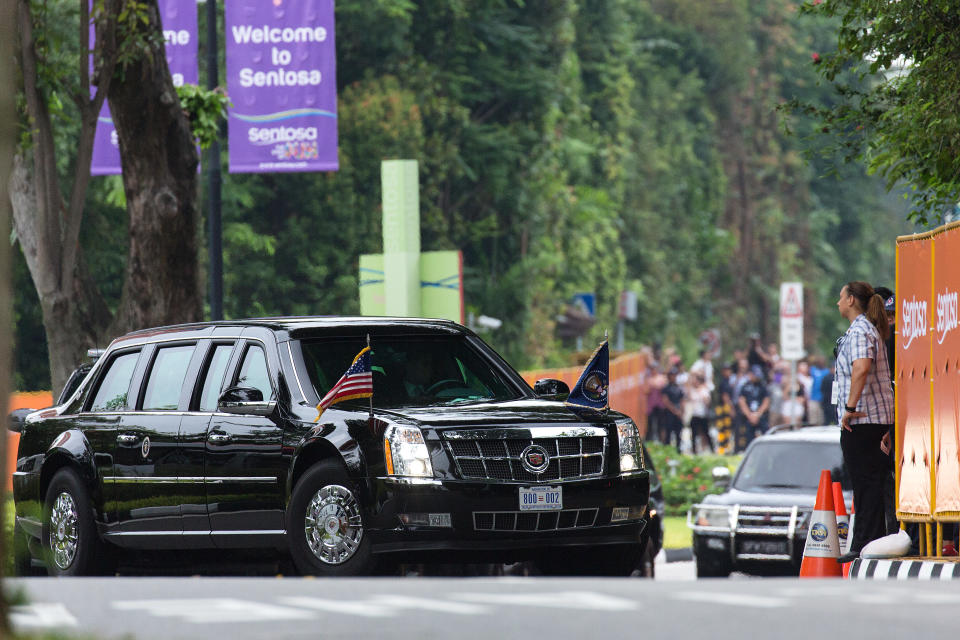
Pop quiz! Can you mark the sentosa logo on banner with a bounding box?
[936,289,958,345]
[900,295,929,350]
[90,0,198,175]
[225,0,338,173]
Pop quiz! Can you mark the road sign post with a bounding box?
[780,282,804,426]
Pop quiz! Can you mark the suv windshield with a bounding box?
[733,441,849,492]
[299,336,523,408]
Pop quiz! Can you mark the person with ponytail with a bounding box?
[834,281,895,563]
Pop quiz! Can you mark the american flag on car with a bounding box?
[315,346,373,420]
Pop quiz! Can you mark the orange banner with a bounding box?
[522,352,648,438]
[6,392,54,493]
[897,233,933,518]
[933,222,960,517]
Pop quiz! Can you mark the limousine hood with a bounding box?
[375,399,614,428]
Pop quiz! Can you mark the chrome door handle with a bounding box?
[208,433,232,444]
[117,434,138,445]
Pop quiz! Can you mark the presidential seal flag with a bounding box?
[315,346,373,421]
[565,340,609,411]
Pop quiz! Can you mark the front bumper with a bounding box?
[689,504,809,571]
[363,471,649,555]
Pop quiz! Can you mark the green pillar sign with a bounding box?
[360,160,463,323]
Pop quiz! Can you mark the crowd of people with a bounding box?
[640,336,838,455]
[638,280,900,561]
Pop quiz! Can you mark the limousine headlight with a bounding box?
[616,419,643,474]
[384,425,433,478]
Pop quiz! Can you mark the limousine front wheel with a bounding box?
[288,461,373,576]
[42,468,103,576]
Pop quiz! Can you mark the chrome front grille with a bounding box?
[443,427,607,482]
[473,508,599,531]
[736,509,796,531]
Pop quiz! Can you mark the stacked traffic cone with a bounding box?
[833,482,850,577]
[799,469,843,578]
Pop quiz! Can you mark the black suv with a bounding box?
[12,317,650,576]
[688,426,850,577]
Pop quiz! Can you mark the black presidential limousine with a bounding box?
[11,317,650,576]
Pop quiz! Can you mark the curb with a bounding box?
[850,558,960,580]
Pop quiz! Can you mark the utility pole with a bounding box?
[206,0,223,320]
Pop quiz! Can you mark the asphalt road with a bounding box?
[11,573,960,640]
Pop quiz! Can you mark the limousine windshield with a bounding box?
[298,336,524,408]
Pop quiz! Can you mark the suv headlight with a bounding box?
[690,505,732,530]
[615,419,643,474]
[384,425,433,478]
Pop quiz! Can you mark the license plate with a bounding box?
[740,539,788,555]
[519,486,562,511]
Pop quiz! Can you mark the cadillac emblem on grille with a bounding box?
[520,444,550,474]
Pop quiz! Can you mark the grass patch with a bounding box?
[663,515,692,549]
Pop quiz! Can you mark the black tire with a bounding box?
[42,467,105,576]
[287,460,374,576]
[537,543,642,577]
[638,537,656,578]
[695,556,731,578]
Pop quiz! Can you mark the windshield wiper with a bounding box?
[755,483,800,489]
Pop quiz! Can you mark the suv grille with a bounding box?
[443,433,606,482]
[736,510,797,530]
[473,509,599,531]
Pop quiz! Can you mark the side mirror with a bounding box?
[711,466,731,489]
[218,387,276,416]
[534,378,570,401]
[8,408,35,433]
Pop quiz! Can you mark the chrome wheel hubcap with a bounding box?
[50,492,79,570]
[304,484,363,565]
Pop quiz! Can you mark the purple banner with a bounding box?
[91,0,198,176]
[225,0,339,173]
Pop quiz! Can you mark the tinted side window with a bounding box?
[142,345,196,410]
[236,344,274,401]
[199,344,234,411]
[90,352,140,412]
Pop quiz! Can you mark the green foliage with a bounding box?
[646,442,740,516]
[176,84,230,150]
[14,0,919,387]
[793,0,960,225]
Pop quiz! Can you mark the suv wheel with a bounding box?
[287,460,373,576]
[42,468,104,576]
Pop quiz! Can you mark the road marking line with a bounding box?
[10,603,78,629]
[673,591,788,609]
[113,598,316,623]
[451,591,637,611]
[277,597,393,618]
[278,595,486,617]
[371,595,488,615]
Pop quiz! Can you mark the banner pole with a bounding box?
[206,0,223,320]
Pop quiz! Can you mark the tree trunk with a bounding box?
[108,0,202,334]
[10,156,113,396]
[1,0,16,627]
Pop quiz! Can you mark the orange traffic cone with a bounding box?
[833,482,849,550]
[833,482,850,578]
[799,469,843,577]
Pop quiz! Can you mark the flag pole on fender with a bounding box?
[367,333,374,421]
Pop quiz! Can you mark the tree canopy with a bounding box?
[13,0,918,391]
[798,0,960,224]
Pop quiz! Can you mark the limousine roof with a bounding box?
[113,316,470,346]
